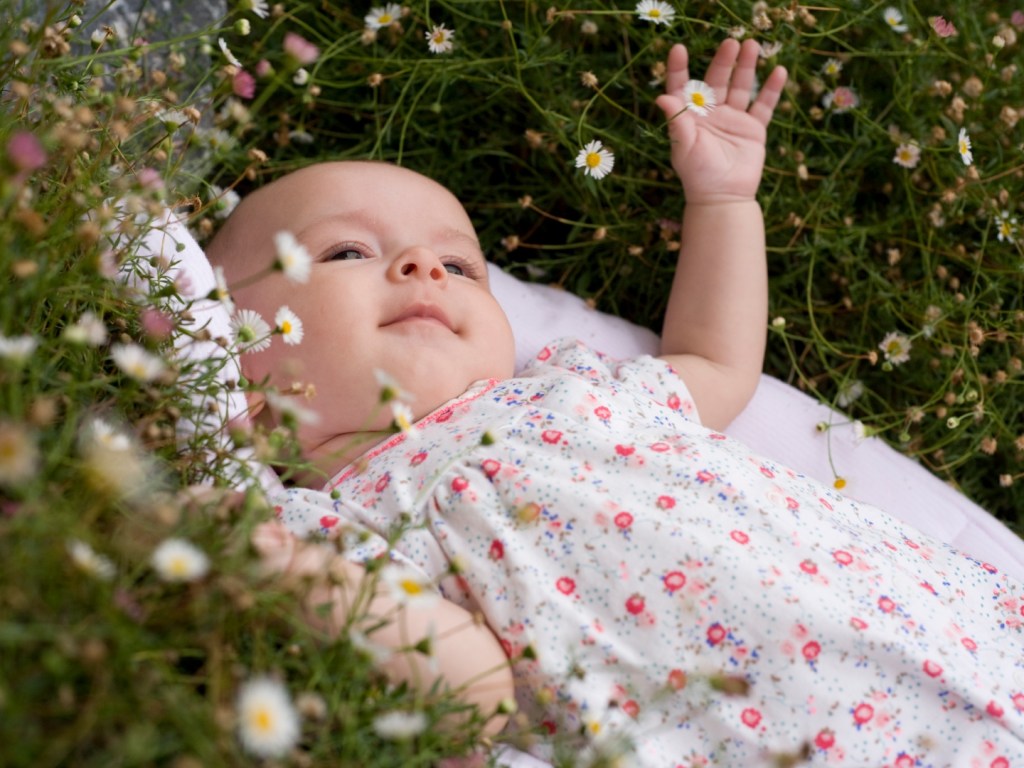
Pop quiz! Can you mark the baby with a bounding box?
[210,40,1024,766]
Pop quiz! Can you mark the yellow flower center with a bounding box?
[169,556,189,577]
[691,92,706,107]
[400,578,423,596]
[649,9,661,17]
[280,320,292,335]
[585,151,602,169]
[379,13,393,24]
[833,477,847,490]
[253,708,273,733]
[886,340,902,355]
[433,31,445,43]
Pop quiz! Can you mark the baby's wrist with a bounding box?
[683,195,760,207]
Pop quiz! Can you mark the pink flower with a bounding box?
[823,86,859,113]
[7,131,47,172]
[283,32,319,66]
[931,16,957,37]
[233,69,256,99]
[255,59,273,78]
[140,308,176,340]
[1012,10,1024,29]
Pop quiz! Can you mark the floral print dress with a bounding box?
[278,340,1024,766]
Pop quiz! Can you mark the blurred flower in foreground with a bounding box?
[822,86,859,113]
[274,306,304,345]
[364,4,401,31]
[883,7,908,33]
[80,418,151,500]
[575,140,615,180]
[67,539,116,581]
[6,130,47,173]
[878,331,912,365]
[373,709,428,740]
[425,24,455,54]
[957,127,973,165]
[63,311,108,346]
[892,142,920,169]
[283,31,320,66]
[241,0,269,19]
[0,333,38,364]
[931,16,957,37]
[273,230,311,283]
[111,342,167,382]
[151,538,210,582]
[0,420,39,486]
[390,401,417,438]
[236,677,301,758]
[381,563,439,606]
[635,0,676,26]
[681,80,717,117]
[218,37,242,67]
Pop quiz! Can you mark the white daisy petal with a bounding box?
[574,139,615,181]
[635,0,676,26]
[681,79,717,117]
[237,677,301,758]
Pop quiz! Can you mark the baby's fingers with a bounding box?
[748,64,788,126]
[663,43,689,96]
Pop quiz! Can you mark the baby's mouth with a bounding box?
[383,303,455,332]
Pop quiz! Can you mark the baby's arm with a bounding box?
[252,521,514,734]
[655,40,788,430]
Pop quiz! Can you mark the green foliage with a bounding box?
[2,0,1023,765]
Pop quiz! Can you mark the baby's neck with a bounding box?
[297,429,394,488]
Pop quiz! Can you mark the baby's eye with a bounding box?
[329,247,369,261]
[444,263,466,276]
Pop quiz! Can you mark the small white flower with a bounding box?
[878,331,912,366]
[892,142,921,169]
[390,401,417,438]
[0,420,39,486]
[425,23,454,54]
[218,37,242,67]
[265,390,320,425]
[67,539,116,581]
[0,333,38,363]
[210,185,241,219]
[292,67,309,86]
[64,312,108,346]
[373,710,428,740]
[349,628,393,664]
[681,79,717,117]
[273,231,312,283]
[575,139,615,181]
[274,306,304,346]
[236,677,301,758]
[365,3,402,31]
[230,309,272,354]
[111,343,167,382]
[852,420,868,443]
[87,418,133,452]
[957,127,973,166]
[151,538,210,583]
[883,7,908,33]
[836,379,864,408]
[211,265,236,315]
[996,210,1018,243]
[243,0,269,18]
[821,58,843,77]
[381,563,439,606]
[635,0,676,26]
[580,19,599,35]
[759,41,783,59]
[374,369,414,404]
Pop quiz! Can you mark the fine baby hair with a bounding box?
[211,39,1024,767]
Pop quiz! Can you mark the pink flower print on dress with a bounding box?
[536,346,553,362]
[482,459,501,477]
[802,640,821,663]
[621,699,640,719]
[706,622,726,646]
[488,539,504,560]
[740,707,762,728]
[923,659,943,678]
[541,430,562,444]
[593,405,611,421]
[877,596,896,614]
[625,594,645,615]
[990,758,1010,768]
[319,515,339,529]
[894,754,915,768]
[614,511,633,530]
[556,577,576,595]
[833,549,854,566]
[961,636,978,652]
[1014,692,1024,713]
[375,473,391,492]
[695,469,715,484]
[852,702,874,727]
[730,530,750,545]
[663,570,686,593]
[410,450,427,466]
[987,700,1005,718]
[451,476,469,493]
[667,668,687,690]
[799,559,818,574]
[656,495,675,509]
[615,444,635,457]
[850,617,868,631]
[814,728,836,750]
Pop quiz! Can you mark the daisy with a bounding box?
[0,333,38,363]
[836,379,865,408]
[272,232,311,284]
[151,538,210,583]
[390,401,417,438]
[575,139,615,181]
[425,24,454,54]
[374,368,414,404]
[381,563,439,606]
[681,80,717,117]
[211,265,236,315]
[67,539,116,581]
[210,185,241,220]
[242,0,269,19]
[996,210,1018,243]
[635,0,676,26]
[274,306,304,345]
[218,37,242,67]
[0,420,39,486]
[892,142,920,169]
[372,710,428,740]
[230,309,272,354]
[236,677,301,758]
[365,3,402,31]
[957,127,973,166]
[64,311,108,345]
[822,86,858,113]
[821,58,843,77]
[292,68,309,86]
[878,331,912,365]
[111,343,167,382]
[883,7,908,33]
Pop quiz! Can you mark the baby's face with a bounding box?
[213,161,515,456]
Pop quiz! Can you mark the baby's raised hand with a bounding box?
[656,39,787,204]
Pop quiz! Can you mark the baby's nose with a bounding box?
[391,247,448,283]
